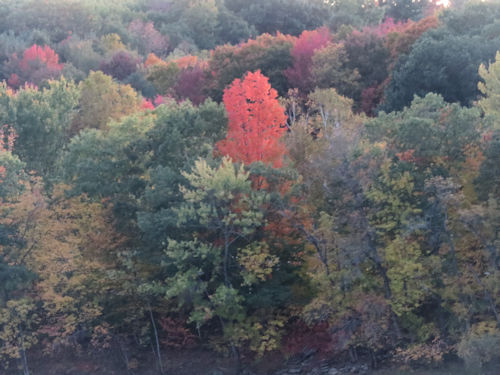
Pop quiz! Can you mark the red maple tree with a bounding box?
[285,27,331,93]
[7,44,63,88]
[216,71,287,168]
[19,44,63,72]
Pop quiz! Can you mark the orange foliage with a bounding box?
[173,55,199,69]
[216,71,287,167]
[144,53,166,67]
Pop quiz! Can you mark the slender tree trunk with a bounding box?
[217,316,240,375]
[19,329,29,375]
[468,265,500,325]
[117,336,131,374]
[348,346,356,362]
[223,230,230,287]
[148,302,164,374]
[370,349,377,369]
[232,345,241,375]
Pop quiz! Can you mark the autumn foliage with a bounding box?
[7,44,63,88]
[216,71,287,167]
[0,1,498,372]
[285,27,332,93]
[19,44,63,72]
[0,125,16,153]
[0,125,16,184]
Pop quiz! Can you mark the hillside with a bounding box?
[0,1,499,374]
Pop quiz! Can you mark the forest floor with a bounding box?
[11,347,500,375]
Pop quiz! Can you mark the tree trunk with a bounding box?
[19,329,29,375]
[148,302,164,374]
[370,349,377,369]
[223,230,230,287]
[232,345,241,375]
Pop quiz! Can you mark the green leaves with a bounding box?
[0,78,79,179]
[478,51,500,127]
[180,157,250,202]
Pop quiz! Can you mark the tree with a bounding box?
[216,71,287,168]
[310,42,360,99]
[99,51,141,81]
[285,27,332,93]
[368,93,481,181]
[478,51,500,124]
[173,64,207,105]
[147,62,180,97]
[97,33,125,55]
[0,79,79,179]
[342,29,391,103]
[226,0,330,36]
[381,0,429,22]
[70,71,141,135]
[58,37,101,76]
[207,32,295,100]
[385,15,440,60]
[326,0,384,31]
[163,157,304,359]
[382,3,500,111]
[128,19,169,56]
[475,131,500,201]
[0,178,130,371]
[476,52,500,200]
[4,44,63,88]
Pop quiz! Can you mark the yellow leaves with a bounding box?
[478,51,500,125]
[249,318,285,356]
[90,323,113,349]
[471,321,499,336]
[238,242,279,285]
[0,298,39,362]
[394,337,449,368]
[0,181,126,360]
[99,33,125,53]
[226,316,286,357]
[180,156,250,202]
[71,71,142,134]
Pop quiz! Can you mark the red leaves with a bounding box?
[285,27,332,93]
[283,320,333,355]
[19,44,63,72]
[385,15,439,59]
[141,98,155,110]
[158,317,198,350]
[216,71,287,167]
[7,44,63,88]
[100,51,140,80]
[0,165,6,184]
[128,19,169,55]
[396,149,416,163]
[363,17,407,38]
[173,63,207,105]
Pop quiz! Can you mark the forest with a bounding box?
[0,0,498,374]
